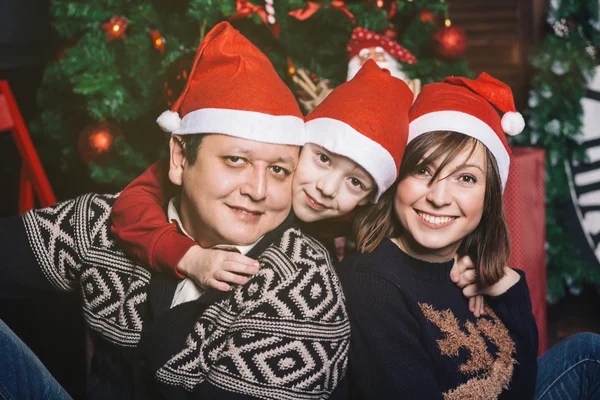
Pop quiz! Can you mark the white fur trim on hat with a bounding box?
[305,117,397,202]
[409,110,511,190]
[501,111,525,136]
[172,108,305,146]
[157,110,182,133]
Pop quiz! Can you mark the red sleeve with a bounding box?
[110,160,196,277]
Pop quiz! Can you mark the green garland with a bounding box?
[512,0,600,302]
[32,0,469,189]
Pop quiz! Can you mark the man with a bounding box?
[0,22,349,399]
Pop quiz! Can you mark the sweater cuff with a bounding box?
[151,227,197,279]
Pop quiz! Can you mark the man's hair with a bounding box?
[174,134,207,165]
[353,130,509,288]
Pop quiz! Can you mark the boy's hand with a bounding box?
[462,267,521,299]
[450,255,485,318]
[177,245,260,291]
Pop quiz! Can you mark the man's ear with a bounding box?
[169,135,186,186]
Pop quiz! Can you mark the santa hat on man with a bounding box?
[305,59,414,201]
[346,27,416,81]
[408,72,525,189]
[157,22,304,145]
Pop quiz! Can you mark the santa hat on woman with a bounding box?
[408,72,525,189]
[157,21,304,145]
[305,59,414,202]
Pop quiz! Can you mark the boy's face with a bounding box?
[292,143,375,222]
[169,134,299,248]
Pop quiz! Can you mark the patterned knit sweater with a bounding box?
[337,239,538,400]
[0,193,350,400]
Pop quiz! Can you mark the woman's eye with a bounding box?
[416,167,431,176]
[459,175,477,184]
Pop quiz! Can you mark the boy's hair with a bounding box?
[174,134,207,165]
[353,130,510,288]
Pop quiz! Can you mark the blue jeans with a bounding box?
[535,332,600,400]
[0,319,72,400]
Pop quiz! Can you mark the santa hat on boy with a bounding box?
[157,22,304,145]
[408,72,524,190]
[305,59,414,202]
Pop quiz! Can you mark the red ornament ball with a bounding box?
[433,25,467,60]
[78,123,118,164]
[383,27,397,40]
[420,10,434,23]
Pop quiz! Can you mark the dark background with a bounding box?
[0,1,86,398]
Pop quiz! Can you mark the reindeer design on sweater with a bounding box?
[419,303,516,400]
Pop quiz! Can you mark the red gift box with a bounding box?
[503,147,547,355]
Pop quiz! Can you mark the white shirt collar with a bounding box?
[168,196,263,309]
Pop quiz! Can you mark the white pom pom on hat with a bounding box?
[156,110,182,133]
[501,111,525,136]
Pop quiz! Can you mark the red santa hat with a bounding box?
[304,59,414,201]
[157,22,304,146]
[346,27,416,64]
[408,72,525,189]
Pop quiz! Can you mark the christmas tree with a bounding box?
[513,0,600,302]
[32,0,469,191]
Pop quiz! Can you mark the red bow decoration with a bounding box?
[229,0,280,38]
[289,1,355,24]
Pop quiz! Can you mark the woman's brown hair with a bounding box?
[353,131,510,288]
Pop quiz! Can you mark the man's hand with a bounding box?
[450,255,485,318]
[176,245,260,291]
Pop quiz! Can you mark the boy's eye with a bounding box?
[350,178,364,189]
[318,153,331,164]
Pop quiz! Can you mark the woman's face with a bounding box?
[394,143,487,262]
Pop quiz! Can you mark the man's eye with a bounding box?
[270,166,289,176]
[224,156,245,165]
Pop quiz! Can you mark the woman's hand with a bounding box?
[177,245,260,291]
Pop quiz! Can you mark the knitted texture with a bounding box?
[338,239,538,400]
[21,193,349,399]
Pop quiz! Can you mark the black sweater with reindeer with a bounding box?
[337,239,538,400]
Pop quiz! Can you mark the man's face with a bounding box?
[169,134,300,248]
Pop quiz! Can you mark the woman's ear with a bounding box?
[168,135,186,186]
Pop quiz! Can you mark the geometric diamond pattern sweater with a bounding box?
[0,193,350,399]
[337,239,538,400]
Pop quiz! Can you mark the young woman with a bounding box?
[339,73,600,399]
